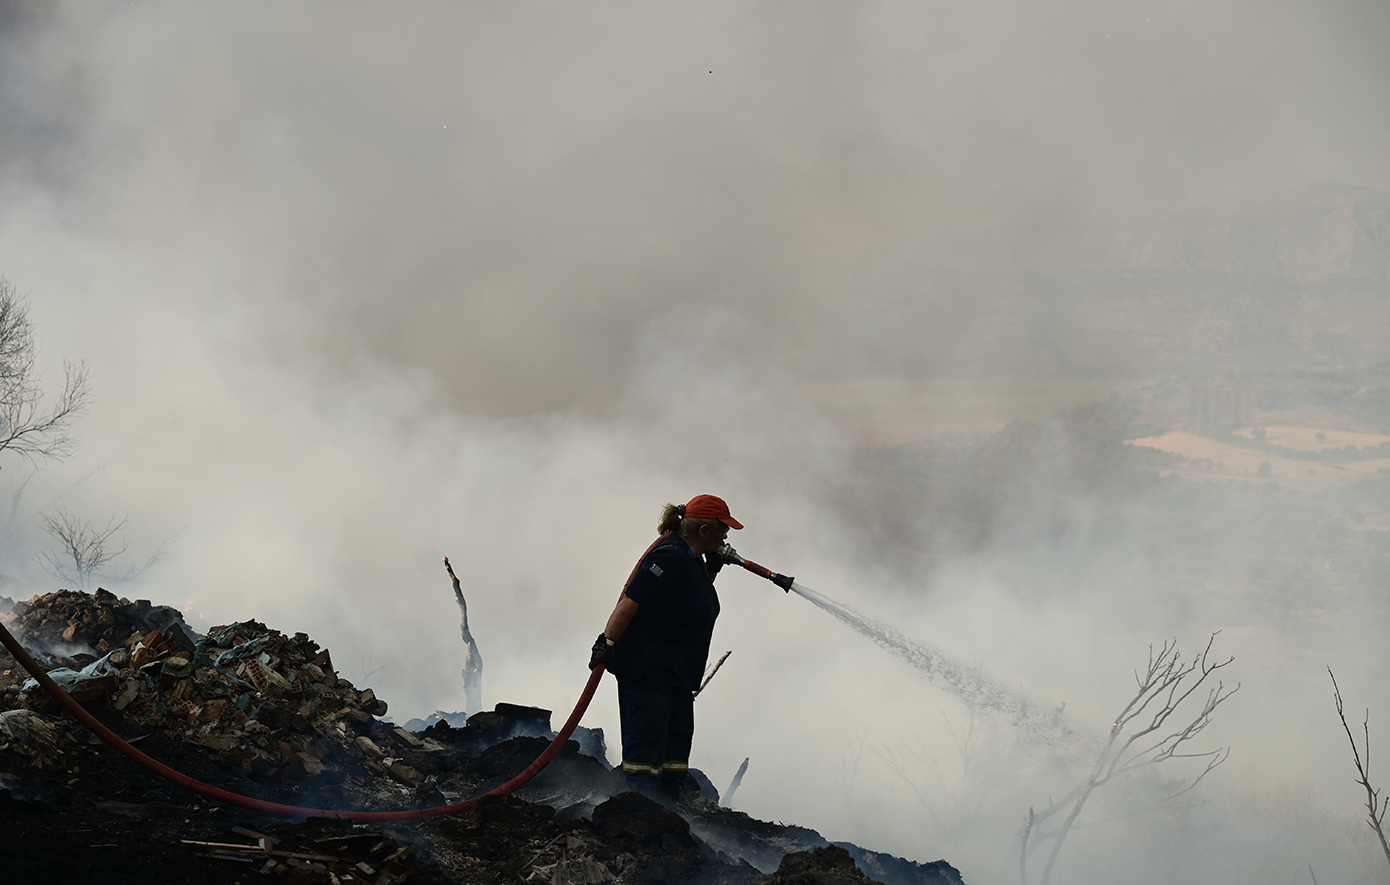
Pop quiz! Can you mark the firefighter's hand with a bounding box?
[589,633,614,670]
[704,552,725,579]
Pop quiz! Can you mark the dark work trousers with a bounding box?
[617,679,694,796]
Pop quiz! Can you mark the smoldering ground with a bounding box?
[2,2,1390,883]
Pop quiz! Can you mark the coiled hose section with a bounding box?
[0,616,605,821]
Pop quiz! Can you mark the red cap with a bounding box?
[685,494,743,530]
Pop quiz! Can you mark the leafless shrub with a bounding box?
[837,725,869,815]
[37,507,168,590]
[1020,634,1238,885]
[1328,667,1390,871]
[39,508,129,589]
[877,677,1012,844]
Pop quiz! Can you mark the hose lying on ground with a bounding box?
[0,617,605,821]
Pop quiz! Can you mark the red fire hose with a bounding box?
[0,617,605,821]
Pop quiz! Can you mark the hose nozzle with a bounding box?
[717,545,794,593]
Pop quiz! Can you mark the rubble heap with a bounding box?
[4,591,431,793]
[97,617,409,785]
[7,587,191,658]
[1,589,967,885]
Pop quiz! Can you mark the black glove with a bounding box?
[589,633,614,670]
[707,543,740,579]
[704,552,725,579]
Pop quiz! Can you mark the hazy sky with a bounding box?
[2,3,1388,882]
[4,1,1389,411]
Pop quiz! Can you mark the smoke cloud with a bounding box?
[2,2,1389,882]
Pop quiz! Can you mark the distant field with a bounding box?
[1127,429,1390,491]
[807,377,1150,445]
[1231,425,1390,451]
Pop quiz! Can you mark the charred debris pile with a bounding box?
[0,588,964,885]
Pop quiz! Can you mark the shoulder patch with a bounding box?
[648,563,664,577]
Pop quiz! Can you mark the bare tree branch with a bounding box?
[876,661,1006,843]
[1329,668,1390,870]
[696,650,732,697]
[836,725,869,815]
[0,279,91,467]
[1019,806,1035,885]
[1022,634,1238,885]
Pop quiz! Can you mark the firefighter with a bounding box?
[589,494,741,803]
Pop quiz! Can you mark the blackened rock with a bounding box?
[688,767,720,803]
[462,735,553,785]
[493,702,551,730]
[432,794,559,861]
[405,710,470,732]
[455,733,622,811]
[593,791,691,843]
[257,702,292,729]
[465,708,550,745]
[591,791,706,884]
[409,707,609,762]
[414,774,447,808]
[764,845,878,885]
[683,805,827,873]
[0,709,65,768]
[832,843,967,885]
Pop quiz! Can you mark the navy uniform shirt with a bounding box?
[608,534,721,690]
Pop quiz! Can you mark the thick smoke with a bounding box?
[1,3,1389,883]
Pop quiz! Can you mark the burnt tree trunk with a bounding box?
[443,556,483,715]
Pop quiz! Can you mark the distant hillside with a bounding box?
[1065,184,1390,374]
[1091,183,1390,283]
[825,370,1390,637]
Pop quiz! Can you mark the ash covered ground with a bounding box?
[0,588,964,885]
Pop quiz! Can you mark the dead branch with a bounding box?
[836,725,869,815]
[1329,668,1390,870]
[874,742,946,836]
[443,556,483,715]
[695,650,731,697]
[723,757,749,807]
[1022,634,1238,885]
[876,660,1005,843]
[1019,806,1034,885]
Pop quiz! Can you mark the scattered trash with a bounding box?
[184,824,429,883]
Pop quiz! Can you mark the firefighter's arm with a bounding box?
[603,594,640,642]
[591,594,640,669]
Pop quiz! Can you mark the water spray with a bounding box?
[720,545,1077,747]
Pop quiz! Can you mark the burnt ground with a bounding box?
[1,589,965,885]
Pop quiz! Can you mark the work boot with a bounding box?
[624,772,670,806]
[662,774,717,813]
